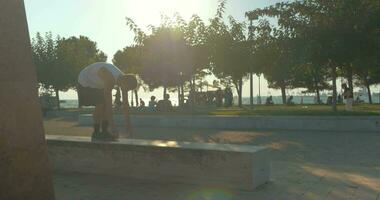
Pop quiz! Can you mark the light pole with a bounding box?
[258,73,262,104]
[249,19,254,108]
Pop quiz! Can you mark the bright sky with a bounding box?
[25,0,375,101]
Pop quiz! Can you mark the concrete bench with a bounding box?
[46,135,270,190]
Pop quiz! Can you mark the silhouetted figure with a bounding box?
[286,95,294,105]
[139,98,145,107]
[224,87,233,107]
[342,83,353,111]
[266,95,274,105]
[337,94,343,104]
[148,96,157,111]
[355,95,364,104]
[206,91,215,105]
[78,62,137,141]
[157,94,173,112]
[215,88,224,107]
[326,96,333,105]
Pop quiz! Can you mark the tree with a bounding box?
[126,16,193,104]
[32,32,70,109]
[247,0,380,110]
[246,18,299,104]
[56,36,107,104]
[353,57,380,104]
[184,15,210,94]
[207,8,252,107]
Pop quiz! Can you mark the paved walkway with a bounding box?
[45,117,380,200]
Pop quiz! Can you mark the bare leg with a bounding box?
[100,102,110,133]
[92,104,104,133]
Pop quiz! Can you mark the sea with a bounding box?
[60,94,380,109]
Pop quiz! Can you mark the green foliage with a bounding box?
[32,33,107,93]
[56,36,107,89]
[141,26,192,90]
[125,15,206,92]
[246,0,380,106]
[31,32,74,93]
[206,6,253,106]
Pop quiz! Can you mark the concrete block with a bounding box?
[47,135,271,190]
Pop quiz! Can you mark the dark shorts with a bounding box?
[78,85,104,106]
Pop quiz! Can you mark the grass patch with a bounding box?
[208,104,380,116]
[57,104,380,116]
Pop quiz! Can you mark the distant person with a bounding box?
[355,95,364,104]
[148,96,157,111]
[157,94,173,112]
[224,87,233,107]
[215,88,224,107]
[78,62,137,141]
[139,98,145,107]
[337,94,343,104]
[342,83,353,111]
[40,95,50,117]
[257,95,262,105]
[266,95,274,105]
[286,95,294,105]
[326,96,333,105]
[114,87,122,109]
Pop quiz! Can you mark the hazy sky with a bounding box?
[25,0,365,101]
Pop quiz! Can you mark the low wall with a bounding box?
[78,114,380,132]
[47,135,270,190]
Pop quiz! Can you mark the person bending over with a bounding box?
[78,62,137,141]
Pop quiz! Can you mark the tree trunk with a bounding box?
[239,78,243,107]
[192,77,196,91]
[234,78,243,107]
[366,82,372,104]
[134,90,139,107]
[332,66,338,112]
[55,89,60,110]
[163,86,167,99]
[258,74,261,104]
[190,77,195,111]
[347,65,354,96]
[180,84,184,106]
[178,85,181,107]
[314,75,321,104]
[316,87,321,104]
[280,84,286,104]
[250,72,253,108]
[124,90,130,107]
[130,91,134,107]
[77,86,81,108]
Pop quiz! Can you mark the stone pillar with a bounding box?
[0,0,55,199]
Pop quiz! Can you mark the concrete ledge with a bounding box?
[78,114,380,132]
[46,135,270,190]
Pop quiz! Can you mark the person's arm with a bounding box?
[121,88,133,137]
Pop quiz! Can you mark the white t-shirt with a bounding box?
[78,62,124,89]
